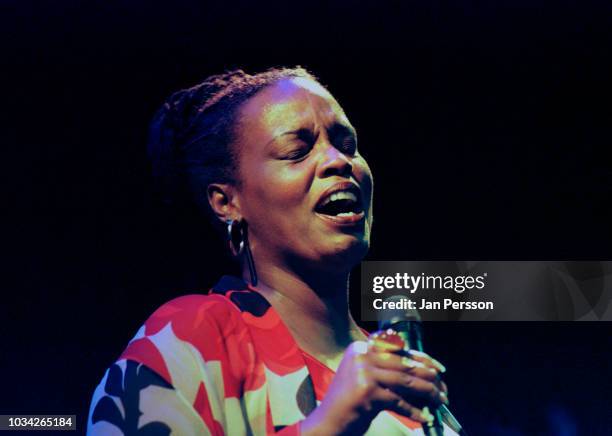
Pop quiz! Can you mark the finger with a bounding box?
[372,367,448,407]
[440,380,448,396]
[366,351,440,383]
[374,388,432,424]
[399,374,448,407]
[407,350,446,374]
[368,330,405,353]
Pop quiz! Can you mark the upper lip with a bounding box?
[315,181,363,211]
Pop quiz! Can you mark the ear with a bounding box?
[207,183,242,223]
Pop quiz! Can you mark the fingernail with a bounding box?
[420,407,435,424]
[433,359,446,373]
[401,357,418,368]
[354,341,369,354]
[440,391,449,405]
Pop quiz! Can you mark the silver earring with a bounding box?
[226,219,258,286]
[227,219,245,256]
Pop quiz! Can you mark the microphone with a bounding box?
[377,295,466,436]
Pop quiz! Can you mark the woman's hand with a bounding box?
[300,332,448,436]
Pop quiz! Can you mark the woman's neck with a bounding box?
[244,261,366,366]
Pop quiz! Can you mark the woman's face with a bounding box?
[232,77,373,272]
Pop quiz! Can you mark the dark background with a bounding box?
[2,0,612,434]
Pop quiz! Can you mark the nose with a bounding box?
[318,142,353,178]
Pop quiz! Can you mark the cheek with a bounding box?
[245,162,315,220]
[354,157,374,208]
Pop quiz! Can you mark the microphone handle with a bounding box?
[394,324,445,436]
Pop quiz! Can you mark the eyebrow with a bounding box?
[265,123,356,147]
[265,127,316,148]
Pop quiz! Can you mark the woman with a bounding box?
[88,67,453,435]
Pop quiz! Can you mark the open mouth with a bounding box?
[315,184,365,224]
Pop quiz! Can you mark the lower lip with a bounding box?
[315,211,366,227]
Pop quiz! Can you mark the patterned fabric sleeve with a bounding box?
[87,293,305,435]
[87,358,303,435]
[87,359,210,435]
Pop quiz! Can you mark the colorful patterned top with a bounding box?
[88,276,456,435]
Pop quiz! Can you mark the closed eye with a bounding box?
[278,128,317,161]
[282,143,311,161]
[329,123,358,156]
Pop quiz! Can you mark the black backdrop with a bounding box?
[2,1,612,434]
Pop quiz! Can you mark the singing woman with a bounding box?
[87,67,453,435]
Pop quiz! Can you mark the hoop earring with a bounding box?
[227,219,245,256]
[226,219,258,286]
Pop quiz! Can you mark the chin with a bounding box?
[318,235,370,270]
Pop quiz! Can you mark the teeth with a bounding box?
[337,212,355,217]
[319,190,358,207]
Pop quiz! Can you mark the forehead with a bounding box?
[238,77,351,135]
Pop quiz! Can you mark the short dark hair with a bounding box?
[147,67,316,220]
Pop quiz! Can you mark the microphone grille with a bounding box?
[377,295,422,329]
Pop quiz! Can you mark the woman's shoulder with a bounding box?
[142,292,240,336]
[87,290,247,436]
[139,275,273,338]
[121,276,257,373]
[88,277,262,428]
